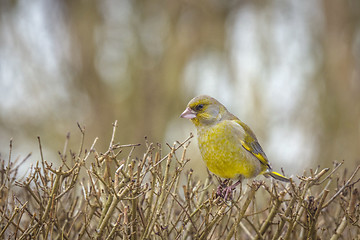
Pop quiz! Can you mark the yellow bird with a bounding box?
[180,95,289,199]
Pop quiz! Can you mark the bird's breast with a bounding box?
[197,121,262,179]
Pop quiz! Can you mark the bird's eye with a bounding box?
[195,104,204,111]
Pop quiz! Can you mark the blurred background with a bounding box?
[0,0,359,178]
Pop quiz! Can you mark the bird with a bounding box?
[180,95,289,200]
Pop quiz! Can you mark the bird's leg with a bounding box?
[216,179,242,201]
[222,180,241,201]
[216,179,229,197]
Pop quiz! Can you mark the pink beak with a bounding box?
[180,107,197,119]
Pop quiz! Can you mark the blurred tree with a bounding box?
[0,0,240,156]
[54,0,241,151]
[314,0,360,167]
[0,0,359,173]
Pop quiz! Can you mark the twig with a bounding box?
[322,165,360,209]
[225,182,258,240]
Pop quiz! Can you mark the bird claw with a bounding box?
[215,180,241,201]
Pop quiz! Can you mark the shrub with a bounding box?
[1,121,359,239]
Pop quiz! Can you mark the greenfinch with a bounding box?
[181,95,289,199]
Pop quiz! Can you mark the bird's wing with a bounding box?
[233,119,271,169]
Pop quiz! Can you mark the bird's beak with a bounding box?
[180,107,197,119]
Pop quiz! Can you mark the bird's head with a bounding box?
[180,95,230,127]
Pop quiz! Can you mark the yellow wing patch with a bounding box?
[240,140,269,168]
[240,140,252,152]
[235,118,271,170]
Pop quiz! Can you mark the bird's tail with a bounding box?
[264,170,290,182]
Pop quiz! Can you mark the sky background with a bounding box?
[1,0,359,179]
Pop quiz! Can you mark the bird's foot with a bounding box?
[216,180,228,198]
[216,180,241,201]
